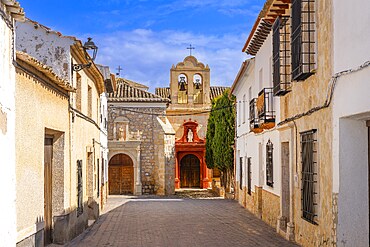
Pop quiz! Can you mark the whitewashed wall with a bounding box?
[0,3,17,245]
[333,2,370,244]
[16,20,75,83]
[100,92,109,184]
[333,0,370,73]
[234,59,254,188]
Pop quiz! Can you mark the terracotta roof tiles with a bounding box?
[108,80,169,103]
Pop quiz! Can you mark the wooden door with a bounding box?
[121,166,133,194]
[109,153,134,195]
[44,137,53,245]
[109,166,122,194]
[180,155,200,188]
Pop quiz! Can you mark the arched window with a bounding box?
[193,74,203,104]
[178,74,188,104]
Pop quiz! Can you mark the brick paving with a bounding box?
[66,195,299,247]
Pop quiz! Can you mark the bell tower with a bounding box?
[169,55,211,109]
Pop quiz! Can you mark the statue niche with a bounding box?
[177,120,204,144]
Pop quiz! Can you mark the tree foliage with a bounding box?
[205,89,235,190]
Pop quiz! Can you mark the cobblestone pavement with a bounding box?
[66,195,299,247]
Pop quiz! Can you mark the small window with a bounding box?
[266,139,274,187]
[238,101,241,127]
[76,73,82,111]
[242,94,246,124]
[239,157,243,190]
[300,129,318,224]
[77,160,83,216]
[88,85,92,118]
[247,157,251,195]
[291,0,316,81]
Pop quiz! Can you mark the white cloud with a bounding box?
[93,28,248,92]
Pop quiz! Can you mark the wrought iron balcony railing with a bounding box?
[256,88,275,129]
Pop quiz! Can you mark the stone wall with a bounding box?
[108,106,174,195]
[164,133,175,195]
[261,189,280,229]
[279,0,335,245]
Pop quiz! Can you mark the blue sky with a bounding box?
[20,0,264,91]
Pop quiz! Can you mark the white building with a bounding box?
[231,26,283,230]
[16,19,106,244]
[0,1,24,245]
[332,1,370,245]
[96,64,115,205]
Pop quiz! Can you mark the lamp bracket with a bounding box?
[72,62,92,72]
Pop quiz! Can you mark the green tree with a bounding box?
[206,89,235,192]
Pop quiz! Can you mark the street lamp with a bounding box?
[72,37,98,72]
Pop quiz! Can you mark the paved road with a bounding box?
[67,195,298,247]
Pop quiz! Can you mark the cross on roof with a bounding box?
[116,65,123,76]
[187,44,195,56]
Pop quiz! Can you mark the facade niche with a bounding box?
[113,116,129,141]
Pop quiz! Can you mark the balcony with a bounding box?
[249,98,262,133]
[256,88,275,129]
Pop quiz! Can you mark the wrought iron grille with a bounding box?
[249,98,259,130]
[247,157,252,195]
[273,16,291,96]
[291,0,316,81]
[266,140,274,187]
[257,88,275,123]
[239,157,243,190]
[300,129,318,224]
[77,160,83,216]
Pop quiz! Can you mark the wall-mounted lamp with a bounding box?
[179,76,186,91]
[72,37,98,72]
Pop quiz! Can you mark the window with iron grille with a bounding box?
[249,98,258,130]
[239,157,243,190]
[291,0,316,81]
[77,160,83,216]
[300,129,318,224]
[273,16,291,96]
[247,157,252,195]
[266,140,274,187]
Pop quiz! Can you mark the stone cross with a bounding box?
[187,44,195,56]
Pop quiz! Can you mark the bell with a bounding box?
[179,82,186,91]
[179,76,186,91]
[195,79,200,89]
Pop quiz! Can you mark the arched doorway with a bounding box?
[180,154,200,188]
[109,154,134,194]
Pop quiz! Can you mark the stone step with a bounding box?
[175,189,219,199]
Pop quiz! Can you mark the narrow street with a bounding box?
[66,192,298,247]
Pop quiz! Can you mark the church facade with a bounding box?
[156,55,228,189]
[107,79,175,195]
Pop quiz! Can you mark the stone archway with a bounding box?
[180,154,200,188]
[108,153,134,195]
